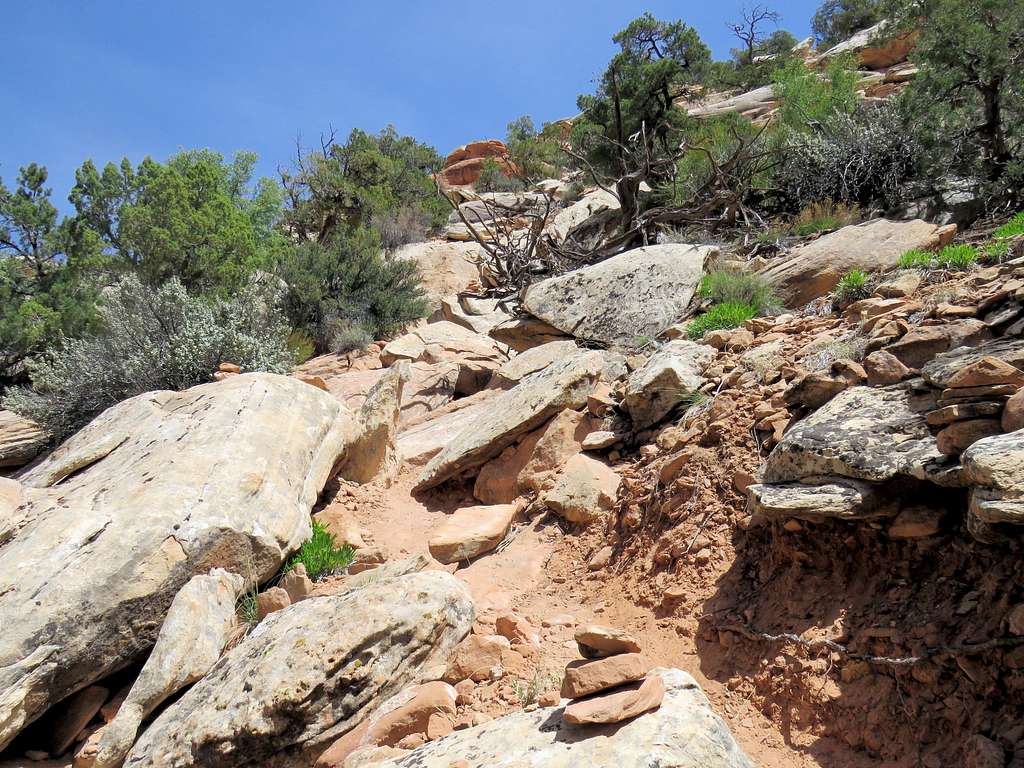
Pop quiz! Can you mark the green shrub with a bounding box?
[687,302,759,339]
[285,520,354,579]
[286,329,316,364]
[2,275,294,441]
[994,212,1024,239]
[773,56,858,133]
[698,271,780,315]
[775,104,918,208]
[789,200,861,236]
[277,228,428,353]
[833,269,870,305]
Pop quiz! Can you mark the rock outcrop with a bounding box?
[414,351,603,491]
[522,244,713,348]
[348,669,751,768]
[123,570,474,767]
[393,241,482,310]
[0,374,362,750]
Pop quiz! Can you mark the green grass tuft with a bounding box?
[687,302,758,340]
[833,269,870,305]
[698,271,780,315]
[286,520,354,580]
[994,212,1024,239]
[897,244,977,271]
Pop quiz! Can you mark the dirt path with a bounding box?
[332,466,860,768]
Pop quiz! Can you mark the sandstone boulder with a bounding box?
[393,242,482,310]
[487,340,579,390]
[414,352,602,491]
[922,338,1024,389]
[353,669,751,768]
[622,340,715,428]
[443,634,510,683]
[93,569,244,768]
[427,503,516,564]
[884,320,991,369]
[542,453,621,524]
[123,571,473,767]
[575,626,642,659]
[758,219,953,307]
[522,244,714,348]
[0,374,362,751]
[0,410,47,468]
[488,315,571,352]
[814,20,916,69]
[545,188,620,244]
[1005,389,1024,432]
[561,653,651,698]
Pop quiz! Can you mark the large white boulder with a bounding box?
[522,244,713,348]
[0,374,363,750]
[123,570,474,767]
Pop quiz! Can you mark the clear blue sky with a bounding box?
[4,1,819,212]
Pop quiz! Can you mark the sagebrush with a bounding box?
[2,275,294,440]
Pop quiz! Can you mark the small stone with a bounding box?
[926,401,1005,426]
[444,635,511,682]
[1008,605,1024,636]
[426,712,453,740]
[542,613,575,628]
[256,587,291,620]
[936,419,1002,456]
[495,613,540,646]
[395,733,426,750]
[427,504,516,564]
[587,546,614,571]
[347,546,387,574]
[560,653,651,698]
[575,625,642,658]
[946,356,1024,389]
[537,690,560,707]
[25,751,49,762]
[279,563,314,603]
[218,362,242,374]
[863,350,911,386]
[888,506,941,539]
[581,430,618,450]
[562,675,665,725]
[1004,388,1024,432]
[964,734,1004,768]
[733,470,755,494]
[662,585,687,601]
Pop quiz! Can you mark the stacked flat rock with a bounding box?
[559,626,663,725]
[927,357,1024,455]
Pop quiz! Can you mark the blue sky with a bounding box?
[3,1,819,212]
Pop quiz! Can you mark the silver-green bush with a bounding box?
[3,275,294,440]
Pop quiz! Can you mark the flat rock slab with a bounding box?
[563,675,665,725]
[560,653,651,698]
[762,384,951,486]
[349,668,752,768]
[575,625,642,658]
[522,244,714,348]
[414,352,603,491]
[922,338,1024,389]
[758,218,951,307]
[427,504,516,564]
[0,410,47,469]
[962,430,1024,527]
[123,571,474,768]
[0,374,360,750]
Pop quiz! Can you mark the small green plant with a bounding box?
[937,244,978,270]
[237,585,260,627]
[687,302,758,339]
[698,271,780,315]
[832,269,870,305]
[981,240,1011,264]
[897,245,978,271]
[994,212,1024,239]
[513,669,554,708]
[897,249,933,269]
[285,520,355,580]
[789,200,861,237]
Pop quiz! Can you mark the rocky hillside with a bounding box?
[2,6,1024,768]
